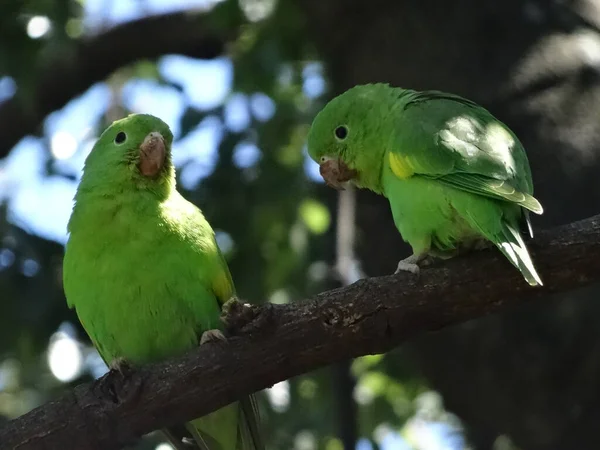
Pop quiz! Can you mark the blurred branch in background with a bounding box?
[2,213,599,450]
[332,187,360,449]
[336,189,361,288]
[0,9,237,157]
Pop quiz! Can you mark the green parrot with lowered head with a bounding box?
[62,114,263,449]
[307,84,544,286]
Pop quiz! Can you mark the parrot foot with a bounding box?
[109,357,134,374]
[427,249,457,261]
[394,253,426,276]
[419,255,438,266]
[221,296,273,335]
[93,358,143,405]
[200,329,227,345]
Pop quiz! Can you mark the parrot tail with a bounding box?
[495,220,543,286]
[160,396,263,449]
[162,396,263,450]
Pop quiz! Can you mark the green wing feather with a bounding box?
[436,173,543,214]
[390,90,543,214]
[387,90,543,285]
[190,249,264,450]
[213,253,263,450]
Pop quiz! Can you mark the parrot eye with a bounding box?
[114,131,127,144]
[334,125,348,140]
[320,156,327,163]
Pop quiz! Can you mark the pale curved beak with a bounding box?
[139,132,166,178]
[319,159,357,190]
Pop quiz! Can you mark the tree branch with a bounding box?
[0,11,236,158]
[2,214,600,450]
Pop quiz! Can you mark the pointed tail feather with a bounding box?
[496,220,543,286]
[161,422,213,450]
[522,210,534,238]
[239,395,264,450]
[185,422,213,450]
[161,428,196,450]
[180,397,263,450]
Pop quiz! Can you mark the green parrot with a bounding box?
[63,114,263,449]
[307,84,544,286]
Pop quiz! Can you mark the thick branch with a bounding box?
[2,214,600,450]
[0,11,235,158]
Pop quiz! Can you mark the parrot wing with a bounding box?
[164,225,263,450]
[388,90,543,214]
[211,247,236,306]
[210,244,264,450]
[436,173,542,214]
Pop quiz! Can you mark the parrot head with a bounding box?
[77,113,175,198]
[307,83,397,193]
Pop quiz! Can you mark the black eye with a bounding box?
[114,131,127,144]
[334,125,348,140]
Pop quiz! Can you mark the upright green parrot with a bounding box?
[63,114,263,449]
[307,84,544,286]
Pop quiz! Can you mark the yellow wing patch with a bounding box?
[388,152,415,179]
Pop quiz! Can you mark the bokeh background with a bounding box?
[2,0,600,449]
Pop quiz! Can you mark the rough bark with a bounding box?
[1,214,599,450]
[0,11,234,157]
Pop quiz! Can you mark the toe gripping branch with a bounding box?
[92,358,143,406]
[220,297,274,336]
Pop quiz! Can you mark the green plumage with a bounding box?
[307,84,543,286]
[63,114,263,449]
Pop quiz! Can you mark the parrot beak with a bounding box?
[319,158,357,190]
[139,132,166,178]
